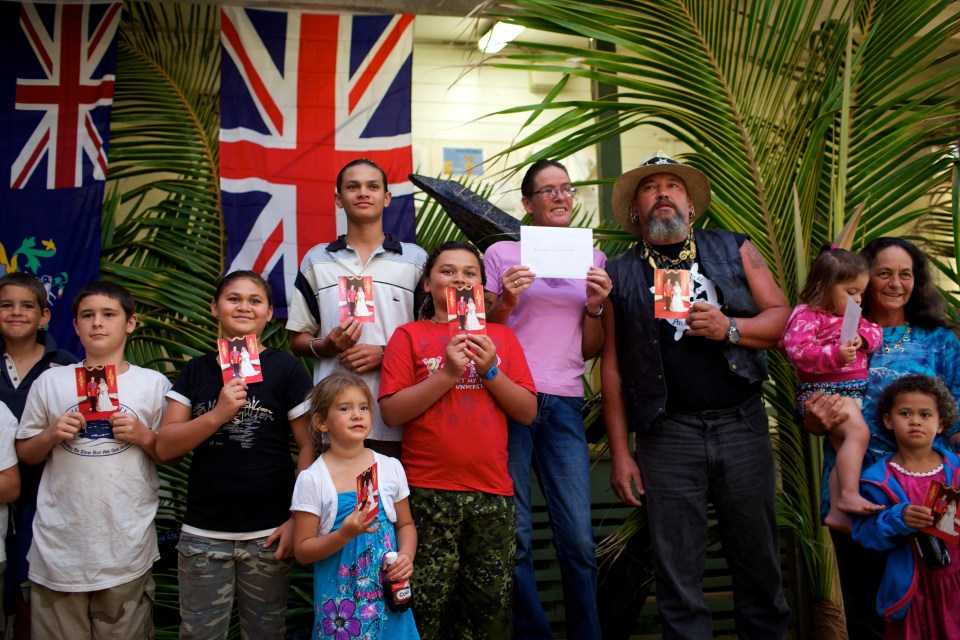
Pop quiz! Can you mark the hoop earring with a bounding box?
[629,206,639,223]
[689,204,696,220]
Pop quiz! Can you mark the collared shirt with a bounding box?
[0,332,77,420]
[286,234,426,442]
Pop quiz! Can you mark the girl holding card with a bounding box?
[291,372,419,639]
[780,246,884,532]
[379,241,537,639]
[852,374,960,638]
[156,270,315,640]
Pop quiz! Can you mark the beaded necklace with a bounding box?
[641,230,697,270]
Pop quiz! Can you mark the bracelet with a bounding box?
[585,303,604,319]
[308,338,321,358]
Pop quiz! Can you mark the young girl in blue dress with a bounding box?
[292,372,419,639]
[853,374,960,639]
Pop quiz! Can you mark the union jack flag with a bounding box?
[221,8,416,316]
[0,1,120,356]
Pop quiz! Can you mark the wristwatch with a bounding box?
[480,365,499,381]
[726,317,741,344]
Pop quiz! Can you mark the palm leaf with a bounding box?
[104,1,223,373]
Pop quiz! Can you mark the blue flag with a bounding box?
[0,2,121,356]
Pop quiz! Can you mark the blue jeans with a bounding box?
[508,393,600,640]
[177,532,293,640]
[636,396,789,639]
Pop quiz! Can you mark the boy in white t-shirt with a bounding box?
[0,401,21,633]
[16,282,171,639]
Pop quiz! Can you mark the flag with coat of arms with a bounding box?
[220,7,416,316]
[0,1,121,357]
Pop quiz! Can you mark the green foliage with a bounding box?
[481,0,960,604]
[104,1,223,372]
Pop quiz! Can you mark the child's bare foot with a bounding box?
[825,509,853,534]
[837,492,885,515]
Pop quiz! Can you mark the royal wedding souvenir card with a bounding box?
[520,226,593,279]
[218,335,263,384]
[75,365,119,420]
[338,276,375,323]
[839,296,862,345]
[921,480,960,543]
[447,285,486,336]
[654,268,692,319]
[357,463,380,523]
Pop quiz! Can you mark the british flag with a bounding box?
[11,2,119,189]
[0,1,120,356]
[221,8,416,316]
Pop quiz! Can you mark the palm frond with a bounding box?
[104,1,223,375]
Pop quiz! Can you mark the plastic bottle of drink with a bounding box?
[382,551,412,612]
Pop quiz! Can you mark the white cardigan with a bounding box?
[290,451,410,536]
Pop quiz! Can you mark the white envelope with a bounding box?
[519,226,593,279]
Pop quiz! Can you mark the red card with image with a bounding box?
[357,463,380,523]
[921,479,960,543]
[75,365,120,419]
[338,276,375,323]
[446,285,486,336]
[217,334,263,384]
[654,268,692,319]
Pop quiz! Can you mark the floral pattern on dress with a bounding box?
[312,492,418,639]
[320,599,361,639]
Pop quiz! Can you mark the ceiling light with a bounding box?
[478,22,525,53]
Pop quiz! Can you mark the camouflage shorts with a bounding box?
[409,487,516,640]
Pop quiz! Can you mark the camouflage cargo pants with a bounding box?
[409,487,515,640]
[177,532,293,640]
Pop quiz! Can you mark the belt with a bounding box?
[672,392,763,420]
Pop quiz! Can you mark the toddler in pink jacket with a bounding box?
[781,246,884,531]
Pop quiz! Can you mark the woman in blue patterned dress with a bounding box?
[805,237,960,639]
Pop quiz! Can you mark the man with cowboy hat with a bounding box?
[600,153,791,638]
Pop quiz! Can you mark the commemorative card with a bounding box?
[217,334,263,384]
[357,463,380,523]
[654,268,691,319]
[921,480,960,543]
[75,364,120,420]
[338,276,375,323]
[446,285,486,336]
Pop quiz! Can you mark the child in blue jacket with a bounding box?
[852,374,960,639]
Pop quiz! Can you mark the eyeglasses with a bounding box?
[531,186,577,199]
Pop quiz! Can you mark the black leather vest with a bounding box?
[607,229,769,432]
